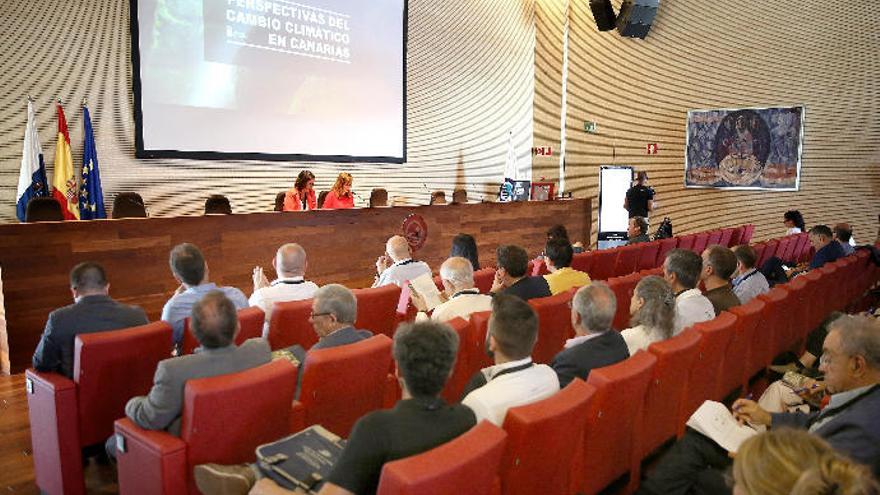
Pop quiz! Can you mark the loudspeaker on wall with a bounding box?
[616,0,660,39]
[589,0,617,32]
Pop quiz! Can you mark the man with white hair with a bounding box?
[250,243,319,337]
[372,235,432,288]
[413,257,492,322]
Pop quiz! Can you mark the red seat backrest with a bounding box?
[353,284,403,339]
[757,240,779,268]
[182,307,266,354]
[692,232,710,254]
[727,298,767,388]
[637,241,660,271]
[741,224,755,244]
[469,311,493,370]
[298,334,393,437]
[441,318,476,403]
[643,329,702,457]
[792,233,811,263]
[377,421,508,495]
[580,351,656,495]
[756,287,789,362]
[266,298,315,350]
[775,236,794,262]
[728,226,745,247]
[501,379,595,495]
[589,248,619,281]
[181,360,298,493]
[571,251,594,273]
[473,268,496,294]
[706,230,723,247]
[677,234,696,252]
[529,291,576,364]
[655,237,677,267]
[719,228,735,247]
[681,314,735,424]
[531,259,549,276]
[74,322,173,446]
[613,244,642,277]
[751,243,767,267]
[607,274,639,331]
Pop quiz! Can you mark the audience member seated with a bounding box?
[412,257,492,322]
[834,223,856,255]
[490,244,551,301]
[369,188,388,207]
[283,170,317,212]
[664,248,715,334]
[121,292,271,441]
[701,244,741,315]
[546,224,584,253]
[731,244,770,304]
[620,275,675,355]
[784,209,806,235]
[162,243,249,345]
[731,429,879,495]
[322,172,355,209]
[543,237,591,295]
[786,225,847,278]
[372,235,432,288]
[636,314,880,495]
[550,283,629,388]
[249,243,318,337]
[204,194,232,215]
[32,262,148,378]
[460,294,560,425]
[450,233,480,270]
[627,216,651,244]
[194,321,476,495]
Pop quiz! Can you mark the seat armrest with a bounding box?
[291,401,306,433]
[115,418,187,495]
[383,373,400,408]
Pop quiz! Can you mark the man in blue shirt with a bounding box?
[161,243,249,345]
[786,225,846,278]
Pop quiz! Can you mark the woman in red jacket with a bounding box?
[322,172,355,209]
[283,170,316,211]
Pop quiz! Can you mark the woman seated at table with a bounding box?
[322,172,355,209]
[283,170,316,211]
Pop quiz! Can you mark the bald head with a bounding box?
[275,243,307,278]
[386,235,411,261]
[439,257,475,291]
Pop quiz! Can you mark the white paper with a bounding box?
[685,400,758,453]
[409,273,445,311]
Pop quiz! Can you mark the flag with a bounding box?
[51,103,79,220]
[79,106,106,219]
[16,100,49,222]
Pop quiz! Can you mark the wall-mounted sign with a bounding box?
[646,143,659,154]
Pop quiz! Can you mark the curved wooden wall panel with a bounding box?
[0,0,535,221]
[541,0,879,245]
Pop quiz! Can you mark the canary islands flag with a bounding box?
[52,103,79,220]
[16,100,49,222]
[79,106,106,219]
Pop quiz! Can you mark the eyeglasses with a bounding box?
[309,311,332,319]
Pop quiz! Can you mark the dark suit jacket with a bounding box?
[501,276,551,301]
[125,338,272,436]
[772,384,880,476]
[550,330,630,388]
[32,294,149,378]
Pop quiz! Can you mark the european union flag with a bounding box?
[79,106,106,219]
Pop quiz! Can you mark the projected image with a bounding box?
[134,0,406,160]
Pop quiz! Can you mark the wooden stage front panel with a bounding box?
[0,199,590,372]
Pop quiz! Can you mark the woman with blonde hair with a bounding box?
[621,275,675,355]
[322,172,354,209]
[733,429,879,495]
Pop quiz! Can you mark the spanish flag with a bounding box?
[52,103,79,220]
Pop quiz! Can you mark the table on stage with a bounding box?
[0,198,591,373]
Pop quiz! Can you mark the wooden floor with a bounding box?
[0,373,118,494]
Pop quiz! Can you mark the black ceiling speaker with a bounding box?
[589,0,617,31]
[616,0,660,39]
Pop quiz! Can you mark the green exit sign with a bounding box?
[584,121,597,133]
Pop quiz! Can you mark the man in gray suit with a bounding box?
[125,291,272,436]
[32,262,148,379]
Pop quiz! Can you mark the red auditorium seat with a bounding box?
[469,310,493,370]
[757,287,791,359]
[440,317,476,403]
[353,284,402,339]
[642,329,702,458]
[728,298,767,388]
[775,235,794,263]
[26,322,172,495]
[691,232,710,254]
[266,298,314,350]
[613,244,642,277]
[292,334,393,437]
[791,233,810,262]
[577,351,656,495]
[803,270,826,331]
[589,248,619,281]
[680,315,734,429]
[181,306,265,354]
[655,237,677,267]
[529,291,576,364]
[677,234,696,253]
[756,239,779,268]
[473,267,496,294]
[779,276,809,344]
[607,273,639,331]
[500,379,595,495]
[377,421,507,495]
[751,242,767,267]
[530,258,549,276]
[637,241,660,271]
[740,224,755,244]
[728,226,745,247]
[719,227,735,247]
[115,360,297,495]
[706,229,723,247]
[571,251,594,274]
